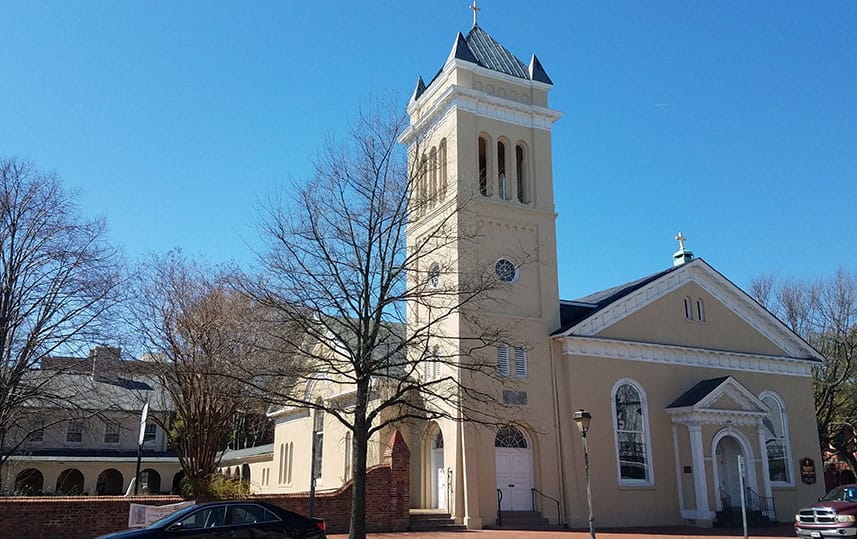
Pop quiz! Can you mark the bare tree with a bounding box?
[0,158,122,488]
[751,269,857,473]
[133,252,276,497]
[241,103,514,539]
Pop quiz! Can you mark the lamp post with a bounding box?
[573,409,596,539]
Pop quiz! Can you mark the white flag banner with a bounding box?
[137,402,150,446]
[128,500,194,528]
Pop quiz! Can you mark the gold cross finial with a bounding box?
[675,231,687,251]
[470,0,480,27]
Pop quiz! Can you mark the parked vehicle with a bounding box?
[95,501,326,539]
[795,484,857,537]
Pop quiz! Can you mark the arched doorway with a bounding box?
[141,469,161,494]
[56,468,85,495]
[241,464,251,484]
[429,429,446,510]
[96,468,124,495]
[172,471,185,494]
[715,436,746,511]
[495,425,533,511]
[14,468,44,495]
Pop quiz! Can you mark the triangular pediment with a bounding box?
[555,259,822,362]
[667,376,767,414]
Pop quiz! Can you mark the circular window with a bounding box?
[495,258,518,283]
[428,263,440,288]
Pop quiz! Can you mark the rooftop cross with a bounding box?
[675,231,687,251]
[470,0,480,27]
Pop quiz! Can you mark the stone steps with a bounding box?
[488,510,557,530]
[408,510,467,532]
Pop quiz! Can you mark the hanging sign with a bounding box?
[801,457,816,484]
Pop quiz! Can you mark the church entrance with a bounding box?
[715,436,746,511]
[495,425,533,511]
[430,430,446,510]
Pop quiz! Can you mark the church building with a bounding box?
[254,15,826,530]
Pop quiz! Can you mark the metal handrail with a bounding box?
[531,487,565,527]
[745,486,776,519]
[497,489,503,526]
[719,487,732,511]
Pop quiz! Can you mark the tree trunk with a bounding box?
[349,382,370,539]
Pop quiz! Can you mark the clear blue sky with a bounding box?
[1,1,855,300]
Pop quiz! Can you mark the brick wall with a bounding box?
[0,431,411,538]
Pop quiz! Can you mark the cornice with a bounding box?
[665,408,767,427]
[557,335,815,377]
[401,84,562,145]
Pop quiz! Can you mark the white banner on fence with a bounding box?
[128,500,195,528]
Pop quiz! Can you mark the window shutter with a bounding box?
[514,346,528,378]
[496,346,509,376]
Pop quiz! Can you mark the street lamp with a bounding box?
[573,409,596,539]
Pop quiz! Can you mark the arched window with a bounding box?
[761,391,792,484]
[495,425,528,448]
[419,155,428,212]
[439,138,448,200]
[287,441,294,483]
[429,147,438,207]
[278,443,285,484]
[497,141,508,200]
[612,379,653,485]
[683,297,693,320]
[478,136,488,196]
[313,405,324,481]
[516,144,526,203]
[696,299,705,322]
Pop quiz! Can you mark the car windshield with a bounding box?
[822,487,857,502]
[146,504,199,528]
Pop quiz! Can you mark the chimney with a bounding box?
[673,231,694,266]
[90,346,122,381]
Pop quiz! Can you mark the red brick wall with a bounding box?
[0,431,411,538]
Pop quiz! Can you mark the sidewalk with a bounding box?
[328,523,796,539]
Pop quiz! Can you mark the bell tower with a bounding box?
[400,20,562,330]
[400,16,563,528]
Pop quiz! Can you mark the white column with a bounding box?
[672,424,686,515]
[688,423,711,519]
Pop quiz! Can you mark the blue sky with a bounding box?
[1,1,855,300]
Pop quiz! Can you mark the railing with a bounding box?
[532,487,565,527]
[496,489,503,526]
[719,487,732,512]
[746,487,776,520]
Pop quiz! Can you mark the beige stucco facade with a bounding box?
[247,23,826,531]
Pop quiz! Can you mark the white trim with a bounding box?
[672,425,685,515]
[610,378,655,487]
[558,336,815,377]
[759,390,795,487]
[555,260,823,362]
[710,427,759,511]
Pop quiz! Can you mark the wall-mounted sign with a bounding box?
[801,457,816,484]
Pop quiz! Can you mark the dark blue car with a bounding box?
[95,501,326,539]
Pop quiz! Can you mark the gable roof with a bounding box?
[555,265,681,334]
[554,258,824,362]
[666,376,730,408]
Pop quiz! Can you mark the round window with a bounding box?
[495,258,518,283]
[428,263,440,288]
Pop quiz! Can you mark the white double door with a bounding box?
[496,447,533,511]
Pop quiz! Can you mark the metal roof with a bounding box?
[461,26,530,80]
